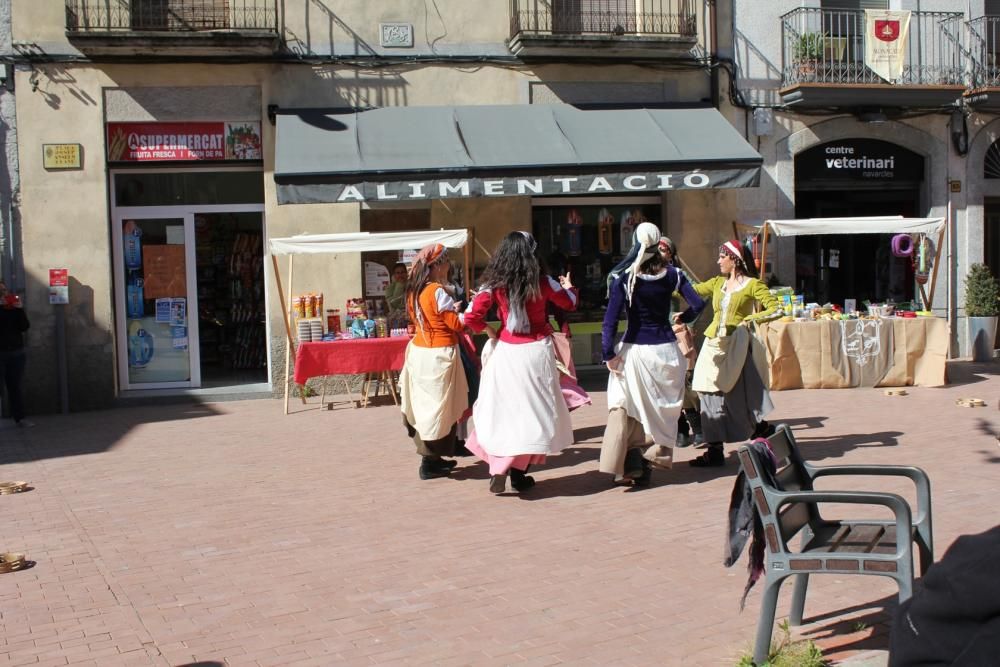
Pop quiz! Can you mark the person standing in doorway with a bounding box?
[384,262,408,314]
[462,231,579,494]
[399,245,469,480]
[0,281,31,428]
[682,240,779,467]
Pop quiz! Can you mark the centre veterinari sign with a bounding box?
[107,121,262,162]
[796,139,923,183]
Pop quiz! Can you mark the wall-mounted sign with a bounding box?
[380,23,413,48]
[49,268,69,304]
[795,139,924,184]
[43,144,83,170]
[106,121,262,162]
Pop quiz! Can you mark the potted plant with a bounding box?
[964,263,1000,361]
[793,32,825,79]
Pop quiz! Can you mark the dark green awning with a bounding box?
[275,104,762,204]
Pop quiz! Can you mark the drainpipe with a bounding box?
[709,0,720,109]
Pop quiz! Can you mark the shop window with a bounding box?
[532,203,659,319]
[115,171,264,207]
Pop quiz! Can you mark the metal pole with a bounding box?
[55,303,69,413]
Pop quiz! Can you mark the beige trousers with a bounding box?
[598,408,652,476]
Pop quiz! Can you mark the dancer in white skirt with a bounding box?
[399,244,470,480]
[463,231,578,494]
[599,222,706,487]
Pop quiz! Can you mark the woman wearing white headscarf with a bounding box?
[462,231,579,495]
[599,222,706,486]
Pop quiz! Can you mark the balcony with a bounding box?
[779,8,965,109]
[966,16,1000,109]
[508,0,699,59]
[65,0,279,56]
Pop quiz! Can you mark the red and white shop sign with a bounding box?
[106,121,262,162]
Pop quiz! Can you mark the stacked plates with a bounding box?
[310,320,323,342]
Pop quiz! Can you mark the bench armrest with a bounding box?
[771,489,913,556]
[802,463,932,524]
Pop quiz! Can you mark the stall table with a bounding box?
[757,316,948,390]
[294,337,410,408]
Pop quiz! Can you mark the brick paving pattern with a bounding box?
[1,361,997,666]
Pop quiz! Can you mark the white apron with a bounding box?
[474,337,573,457]
[399,343,468,441]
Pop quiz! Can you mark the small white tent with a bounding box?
[759,216,946,310]
[267,228,473,412]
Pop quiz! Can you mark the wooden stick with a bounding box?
[759,222,770,280]
[464,227,474,296]
[925,227,946,311]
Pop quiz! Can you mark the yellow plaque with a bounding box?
[42,144,83,170]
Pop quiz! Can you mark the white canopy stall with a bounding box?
[759,215,946,311]
[268,228,472,413]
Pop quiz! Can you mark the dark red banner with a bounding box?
[107,121,262,162]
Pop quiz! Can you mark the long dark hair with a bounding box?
[478,232,541,310]
[638,253,666,276]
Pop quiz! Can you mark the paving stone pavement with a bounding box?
[0,361,997,666]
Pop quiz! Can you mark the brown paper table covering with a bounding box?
[757,317,948,390]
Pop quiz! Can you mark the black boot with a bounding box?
[510,466,535,492]
[623,448,645,479]
[689,443,725,468]
[489,474,507,494]
[632,459,652,487]
[452,440,473,457]
[419,456,453,480]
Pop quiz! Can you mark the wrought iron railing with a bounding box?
[967,16,1000,88]
[510,0,697,38]
[66,0,278,33]
[780,8,963,87]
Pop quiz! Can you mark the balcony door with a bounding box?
[130,0,230,30]
[553,0,637,34]
[820,0,888,64]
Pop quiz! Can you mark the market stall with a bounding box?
[268,228,472,413]
[755,216,948,390]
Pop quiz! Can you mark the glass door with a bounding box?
[112,211,201,389]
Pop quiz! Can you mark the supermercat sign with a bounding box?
[276,166,761,204]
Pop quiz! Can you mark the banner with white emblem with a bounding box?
[865,9,911,82]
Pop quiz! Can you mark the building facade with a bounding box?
[2,0,996,412]
[729,0,1000,357]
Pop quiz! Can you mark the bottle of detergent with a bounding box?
[127,320,155,368]
[123,220,143,270]
[126,271,144,319]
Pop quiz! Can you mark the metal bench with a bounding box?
[738,424,933,666]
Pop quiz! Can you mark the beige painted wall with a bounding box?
[25,0,709,57]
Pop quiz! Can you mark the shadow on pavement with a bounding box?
[940,359,999,387]
[0,401,224,464]
[797,591,898,660]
